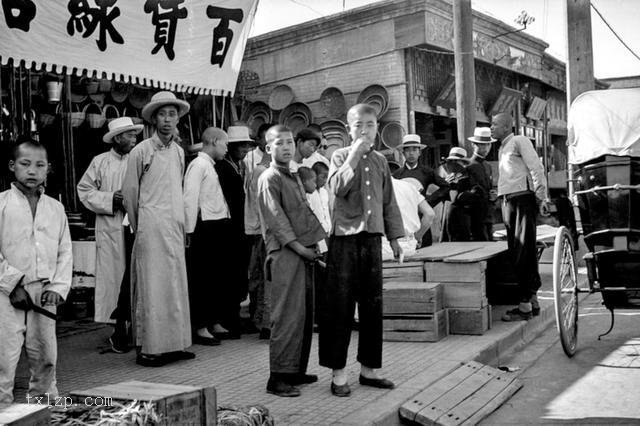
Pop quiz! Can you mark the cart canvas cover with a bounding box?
[567,88,640,164]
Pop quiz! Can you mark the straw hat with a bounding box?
[227,126,254,144]
[141,91,190,122]
[446,146,470,163]
[103,117,143,143]
[397,134,427,150]
[467,127,497,144]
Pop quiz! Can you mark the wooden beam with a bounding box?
[453,0,476,153]
[565,0,594,104]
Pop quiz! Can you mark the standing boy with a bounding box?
[0,139,72,403]
[77,117,142,352]
[258,125,326,397]
[465,127,497,241]
[319,104,404,397]
[183,127,230,346]
[121,91,193,366]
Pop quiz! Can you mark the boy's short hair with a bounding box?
[265,124,291,144]
[11,136,48,161]
[312,161,329,175]
[347,103,378,123]
[295,128,321,146]
[297,166,315,181]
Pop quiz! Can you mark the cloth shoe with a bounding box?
[108,336,130,354]
[136,353,168,367]
[266,378,301,397]
[286,374,318,385]
[501,307,533,322]
[359,375,395,389]
[193,334,221,346]
[330,381,351,397]
[531,296,540,317]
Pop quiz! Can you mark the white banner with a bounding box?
[0,0,258,95]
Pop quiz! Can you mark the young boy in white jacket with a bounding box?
[0,139,72,404]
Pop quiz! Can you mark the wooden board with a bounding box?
[383,261,424,282]
[443,242,508,263]
[383,282,443,314]
[383,309,448,342]
[0,404,50,426]
[424,261,486,283]
[448,305,492,335]
[442,282,487,308]
[71,381,216,425]
[399,361,522,426]
[408,242,488,262]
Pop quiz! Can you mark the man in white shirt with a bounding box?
[77,117,142,353]
[183,127,230,345]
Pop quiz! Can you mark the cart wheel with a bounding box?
[553,226,579,357]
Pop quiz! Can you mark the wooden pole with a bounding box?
[452,0,476,154]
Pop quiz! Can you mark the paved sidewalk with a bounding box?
[12,264,572,425]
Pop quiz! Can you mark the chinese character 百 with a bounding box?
[67,0,124,52]
[2,0,36,32]
[144,0,188,60]
[206,6,243,67]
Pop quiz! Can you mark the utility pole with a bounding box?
[453,0,476,153]
[566,0,594,104]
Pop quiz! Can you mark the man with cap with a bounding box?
[121,91,194,366]
[491,112,550,321]
[393,134,449,246]
[77,117,142,352]
[215,125,255,338]
[443,147,474,241]
[466,127,497,241]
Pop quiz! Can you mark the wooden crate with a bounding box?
[0,404,50,426]
[448,305,492,335]
[71,381,216,425]
[383,282,443,314]
[424,261,486,283]
[441,282,487,309]
[383,261,425,282]
[383,310,448,342]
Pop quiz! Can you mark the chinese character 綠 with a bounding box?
[206,6,243,67]
[67,0,124,52]
[144,0,188,60]
[2,0,36,32]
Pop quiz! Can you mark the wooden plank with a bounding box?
[0,404,50,426]
[383,262,425,282]
[442,282,486,308]
[407,242,488,262]
[424,261,486,283]
[414,365,497,425]
[383,282,443,314]
[383,310,448,342]
[461,381,523,425]
[443,242,508,263]
[399,361,484,423]
[440,372,522,425]
[448,305,492,335]
[384,315,437,331]
[203,385,217,425]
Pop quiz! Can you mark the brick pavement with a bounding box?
[12,264,569,425]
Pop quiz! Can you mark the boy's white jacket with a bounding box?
[0,184,72,299]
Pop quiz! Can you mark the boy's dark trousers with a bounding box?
[501,192,541,302]
[110,226,134,343]
[187,217,233,331]
[319,233,383,370]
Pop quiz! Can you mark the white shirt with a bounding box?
[307,189,331,234]
[243,147,265,175]
[392,178,425,235]
[183,152,230,233]
[0,184,72,299]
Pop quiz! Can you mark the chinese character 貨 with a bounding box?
[2,0,36,32]
[206,6,243,67]
[144,0,188,60]
[67,0,124,52]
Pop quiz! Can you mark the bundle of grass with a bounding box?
[218,404,274,426]
[50,400,161,425]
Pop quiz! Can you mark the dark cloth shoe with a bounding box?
[266,378,301,397]
[502,307,533,322]
[359,375,395,389]
[531,296,540,316]
[331,381,351,397]
[286,374,318,385]
[214,331,241,340]
[170,350,196,360]
[108,336,130,354]
[193,335,221,346]
[259,328,271,340]
[136,353,168,367]
[243,322,260,334]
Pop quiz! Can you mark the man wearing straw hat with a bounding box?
[443,146,473,241]
[77,117,142,353]
[466,127,497,241]
[121,91,194,366]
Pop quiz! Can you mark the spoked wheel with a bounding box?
[553,226,579,357]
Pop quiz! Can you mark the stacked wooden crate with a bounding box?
[382,282,448,342]
[382,261,425,282]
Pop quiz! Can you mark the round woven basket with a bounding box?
[319,87,346,119]
[380,122,405,149]
[268,85,295,110]
[66,104,85,128]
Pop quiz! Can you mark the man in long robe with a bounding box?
[122,91,194,367]
[77,117,142,352]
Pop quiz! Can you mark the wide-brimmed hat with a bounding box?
[141,91,190,122]
[397,134,427,150]
[467,127,497,144]
[446,146,470,162]
[227,126,254,144]
[103,117,144,143]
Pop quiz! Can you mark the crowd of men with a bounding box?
[0,91,549,403]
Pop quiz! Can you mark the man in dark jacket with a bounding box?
[465,127,497,241]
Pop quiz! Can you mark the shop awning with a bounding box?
[0,0,258,96]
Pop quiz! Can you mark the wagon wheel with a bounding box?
[553,226,579,357]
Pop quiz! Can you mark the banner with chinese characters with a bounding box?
[0,0,259,96]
